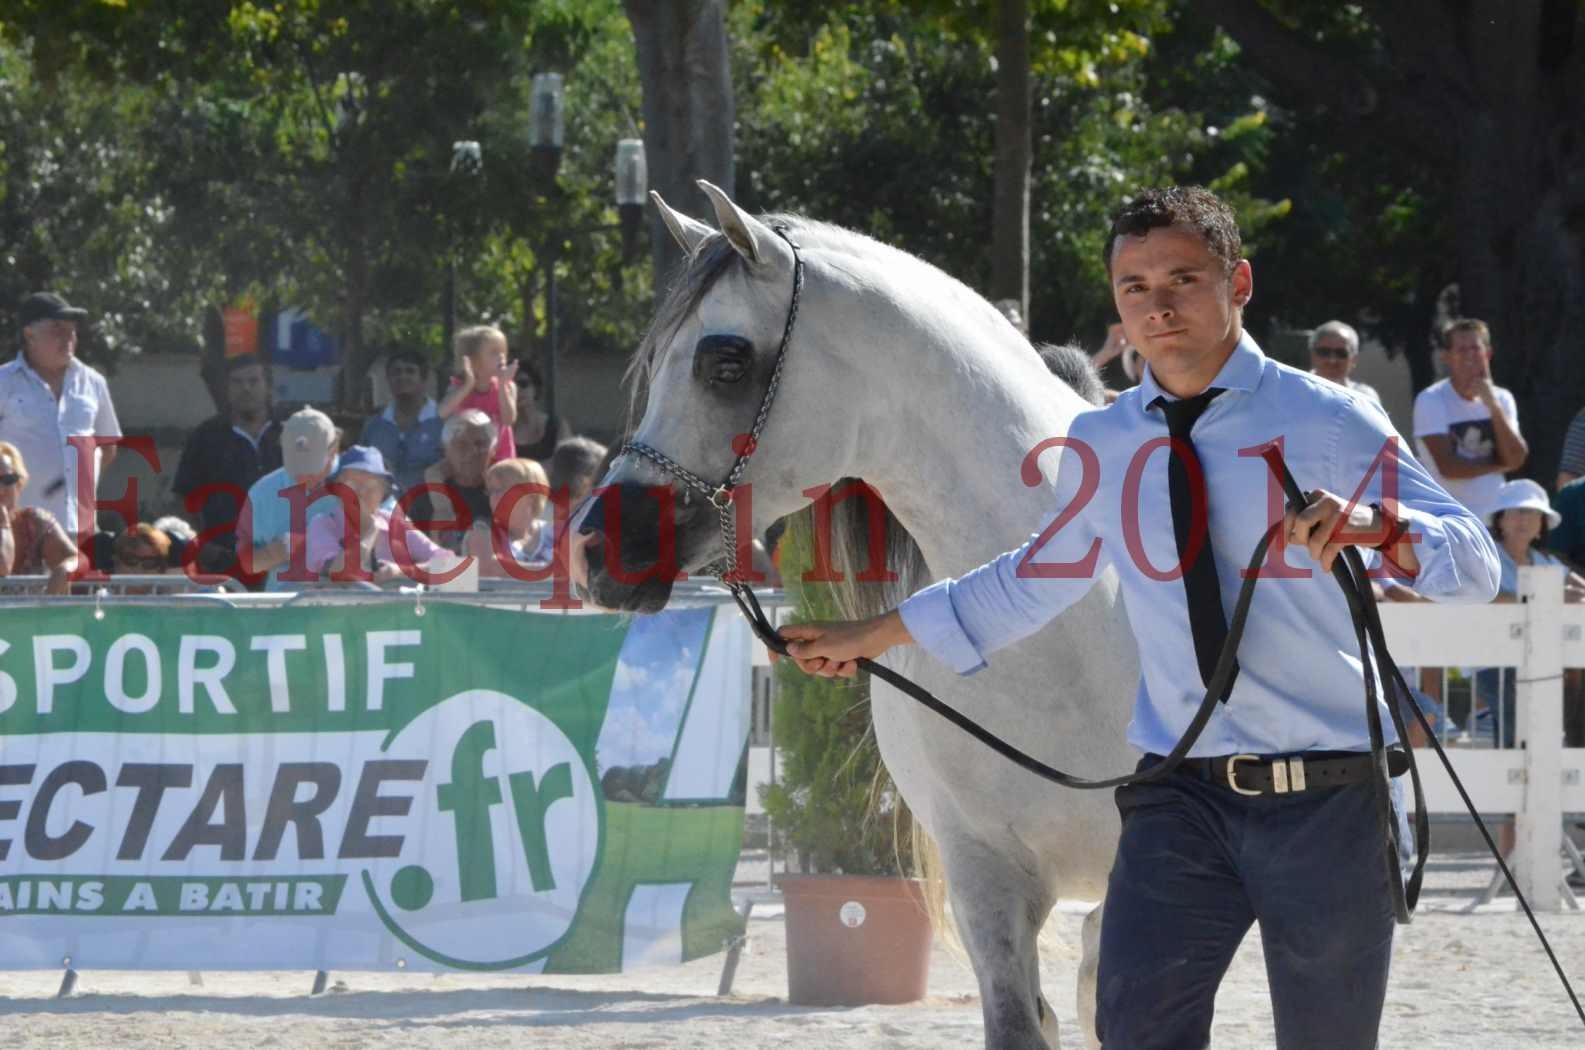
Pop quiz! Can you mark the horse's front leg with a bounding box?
[941,836,1061,1049]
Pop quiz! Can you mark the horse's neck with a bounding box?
[851,306,1081,581]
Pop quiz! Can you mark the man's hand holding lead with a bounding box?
[1282,490,1384,573]
[776,612,913,679]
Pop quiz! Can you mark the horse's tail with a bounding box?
[906,813,957,954]
[815,484,959,953]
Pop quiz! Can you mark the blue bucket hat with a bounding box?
[334,445,394,486]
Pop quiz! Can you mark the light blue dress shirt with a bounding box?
[359,399,443,496]
[899,335,1500,757]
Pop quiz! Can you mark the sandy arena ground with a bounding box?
[3,851,1582,1049]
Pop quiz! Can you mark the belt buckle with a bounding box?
[1226,754,1262,796]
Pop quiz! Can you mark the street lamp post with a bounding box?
[529,74,566,425]
[615,137,648,260]
[444,140,483,354]
[529,72,646,428]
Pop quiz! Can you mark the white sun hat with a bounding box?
[1484,478,1561,529]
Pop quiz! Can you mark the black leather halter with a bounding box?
[617,224,804,589]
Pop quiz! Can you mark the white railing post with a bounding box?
[1515,564,1566,910]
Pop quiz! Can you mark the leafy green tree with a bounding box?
[731,1,1281,346]
[0,40,189,363]
[4,0,660,416]
[1191,0,1585,479]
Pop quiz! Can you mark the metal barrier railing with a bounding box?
[0,573,242,597]
[0,574,783,611]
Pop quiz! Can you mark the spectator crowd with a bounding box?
[0,292,609,595]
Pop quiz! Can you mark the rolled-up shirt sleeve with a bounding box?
[899,440,1110,674]
[1334,397,1500,602]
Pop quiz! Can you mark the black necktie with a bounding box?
[1152,389,1238,702]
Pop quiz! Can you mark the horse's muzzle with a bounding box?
[577,481,710,613]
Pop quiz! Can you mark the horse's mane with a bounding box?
[816,479,931,623]
[622,213,1018,618]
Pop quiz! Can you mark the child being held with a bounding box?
[439,324,517,462]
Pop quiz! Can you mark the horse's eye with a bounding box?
[693,335,754,387]
[713,359,747,384]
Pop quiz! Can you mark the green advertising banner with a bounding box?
[0,602,753,972]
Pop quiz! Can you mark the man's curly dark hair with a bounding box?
[1104,186,1243,276]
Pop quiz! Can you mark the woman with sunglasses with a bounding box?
[0,440,75,595]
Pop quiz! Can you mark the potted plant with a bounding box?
[761,508,934,1007]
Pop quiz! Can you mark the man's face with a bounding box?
[291,454,335,490]
[227,364,269,417]
[24,320,77,371]
[1110,224,1250,390]
[1444,330,1491,389]
[1309,337,1355,385]
[447,428,494,479]
[387,360,425,398]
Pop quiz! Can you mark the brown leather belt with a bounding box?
[1147,749,1411,797]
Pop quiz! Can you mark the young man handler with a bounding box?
[780,187,1500,1049]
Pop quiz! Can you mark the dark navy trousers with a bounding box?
[1095,759,1406,1050]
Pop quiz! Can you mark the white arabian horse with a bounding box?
[577,182,1139,1049]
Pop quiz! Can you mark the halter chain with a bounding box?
[618,224,804,589]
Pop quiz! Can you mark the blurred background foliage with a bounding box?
[0,0,1520,428]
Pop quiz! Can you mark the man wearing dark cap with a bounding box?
[0,292,122,541]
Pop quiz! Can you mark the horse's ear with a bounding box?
[650,191,713,258]
[697,179,775,267]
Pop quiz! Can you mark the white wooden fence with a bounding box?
[1381,565,1585,911]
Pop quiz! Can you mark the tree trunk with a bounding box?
[623,0,736,292]
[991,0,1031,331]
[340,169,373,414]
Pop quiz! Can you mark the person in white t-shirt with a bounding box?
[1412,317,1527,517]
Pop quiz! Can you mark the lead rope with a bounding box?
[607,223,1583,1027]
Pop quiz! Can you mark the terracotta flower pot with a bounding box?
[779,874,933,1006]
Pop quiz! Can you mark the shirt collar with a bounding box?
[1137,331,1265,409]
[381,398,439,424]
[17,353,82,390]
